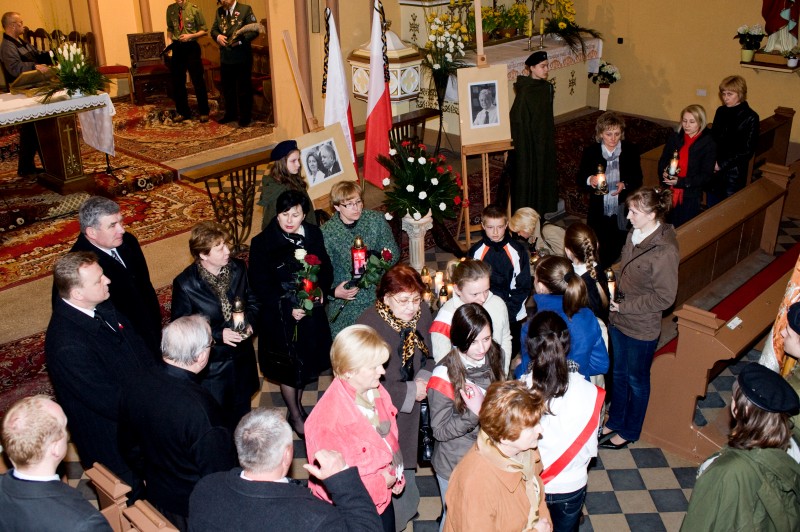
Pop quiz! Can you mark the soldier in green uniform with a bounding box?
[166,0,210,123]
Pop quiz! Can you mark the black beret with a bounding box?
[738,363,800,415]
[525,51,548,67]
[270,140,298,162]
[787,301,800,335]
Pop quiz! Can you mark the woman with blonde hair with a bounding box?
[563,222,608,322]
[659,104,716,227]
[515,255,608,380]
[305,324,404,531]
[509,207,565,258]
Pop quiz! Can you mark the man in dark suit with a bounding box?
[188,408,382,532]
[62,196,162,354]
[46,251,155,497]
[210,0,259,127]
[0,395,111,531]
[119,315,236,531]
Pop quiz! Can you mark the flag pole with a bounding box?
[282,30,322,132]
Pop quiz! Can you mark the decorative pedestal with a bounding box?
[402,209,433,272]
[598,85,610,111]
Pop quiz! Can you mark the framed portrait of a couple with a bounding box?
[457,64,511,145]
[295,124,357,203]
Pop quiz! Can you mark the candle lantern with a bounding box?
[594,164,608,195]
[604,268,617,303]
[231,297,251,339]
[421,266,432,289]
[351,235,367,278]
[438,285,448,307]
[668,150,679,177]
[434,271,444,296]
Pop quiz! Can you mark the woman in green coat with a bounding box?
[258,140,317,229]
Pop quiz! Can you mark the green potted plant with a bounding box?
[479,6,500,41]
[734,24,765,62]
[498,3,529,38]
[783,47,799,68]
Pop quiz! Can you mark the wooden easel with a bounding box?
[455,1,513,248]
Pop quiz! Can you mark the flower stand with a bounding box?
[598,84,610,111]
[402,209,433,272]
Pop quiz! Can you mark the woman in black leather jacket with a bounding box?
[171,221,260,429]
[659,104,716,227]
[708,75,759,205]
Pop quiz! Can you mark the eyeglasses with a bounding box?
[391,295,422,307]
[205,339,215,349]
[341,199,363,210]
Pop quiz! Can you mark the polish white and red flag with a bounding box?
[323,8,358,174]
[362,0,392,189]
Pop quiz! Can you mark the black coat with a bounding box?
[248,220,333,386]
[119,364,236,517]
[45,299,155,486]
[577,141,644,268]
[711,102,759,198]
[658,128,716,227]
[0,473,111,532]
[188,467,382,532]
[61,232,162,354]
[510,75,558,214]
[171,258,260,427]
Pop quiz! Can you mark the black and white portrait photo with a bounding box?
[470,82,500,128]
[301,140,343,186]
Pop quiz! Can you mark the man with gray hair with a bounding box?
[0,395,111,531]
[61,196,162,353]
[189,408,381,531]
[119,315,235,531]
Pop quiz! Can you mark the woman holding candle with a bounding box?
[659,105,716,227]
[171,221,260,430]
[248,190,333,438]
[258,140,317,230]
[427,304,505,531]
[515,255,609,381]
[577,112,643,269]
[430,259,512,372]
[356,264,433,531]
[305,324,405,532]
[322,181,399,338]
[600,187,678,449]
[444,380,551,532]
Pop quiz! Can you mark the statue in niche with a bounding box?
[762,0,799,52]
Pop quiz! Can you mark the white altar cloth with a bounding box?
[0,92,115,156]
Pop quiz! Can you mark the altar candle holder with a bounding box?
[605,268,616,303]
[594,164,608,195]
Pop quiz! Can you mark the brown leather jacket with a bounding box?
[610,224,679,341]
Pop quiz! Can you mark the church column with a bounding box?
[87,0,106,65]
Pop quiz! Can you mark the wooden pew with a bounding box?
[123,500,179,532]
[85,462,132,532]
[641,106,795,189]
[639,163,794,464]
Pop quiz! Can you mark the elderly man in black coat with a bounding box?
[0,395,111,532]
[188,408,382,532]
[58,196,163,354]
[120,315,236,531]
[46,251,155,497]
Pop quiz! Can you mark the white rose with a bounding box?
[389,148,397,156]
[429,34,436,42]
[407,157,415,163]
[439,202,446,211]
[406,185,415,192]
[385,212,393,221]
[431,178,439,185]
[444,31,450,38]
[413,212,422,220]
[433,63,441,69]
[382,178,391,186]
[436,42,444,49]
[294,249,307,261]
[418,157,426,164]
[445,53,453,61]
[419,191,427,199]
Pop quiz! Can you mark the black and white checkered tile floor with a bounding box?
[64,216,800,531]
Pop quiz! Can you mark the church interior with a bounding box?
[1,0,800,530]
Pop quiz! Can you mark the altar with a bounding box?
[416,37,603,136]
[0,92,115,194]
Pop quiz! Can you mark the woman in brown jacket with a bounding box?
[600,187,679,449]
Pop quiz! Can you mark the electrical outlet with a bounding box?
[617,37,623,44]
[696,89,707,97]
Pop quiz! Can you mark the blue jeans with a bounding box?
[606,327,658,441]
[546,486,587,532]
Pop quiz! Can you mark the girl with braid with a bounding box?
[564,222,609,323]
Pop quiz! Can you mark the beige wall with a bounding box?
[1,0,91,33]
[579,0,800,145]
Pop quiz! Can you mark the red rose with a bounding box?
[418,143,426,150]
[463,199,471,207]
[447,165,453,172]
[453,196,462,205]
[401,140,411,147]
[428,157,436,164]
[436,166,446,174]
[304,254,321,266]
[456,176,463,187]
[438,154,446,162]
[381,248,393,261]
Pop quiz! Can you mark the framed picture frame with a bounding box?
[295,124,356,206]
[456,64,511,146]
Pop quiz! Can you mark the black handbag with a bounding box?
[418,398,434,464]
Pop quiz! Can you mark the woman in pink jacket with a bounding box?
[305,324,404,532]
